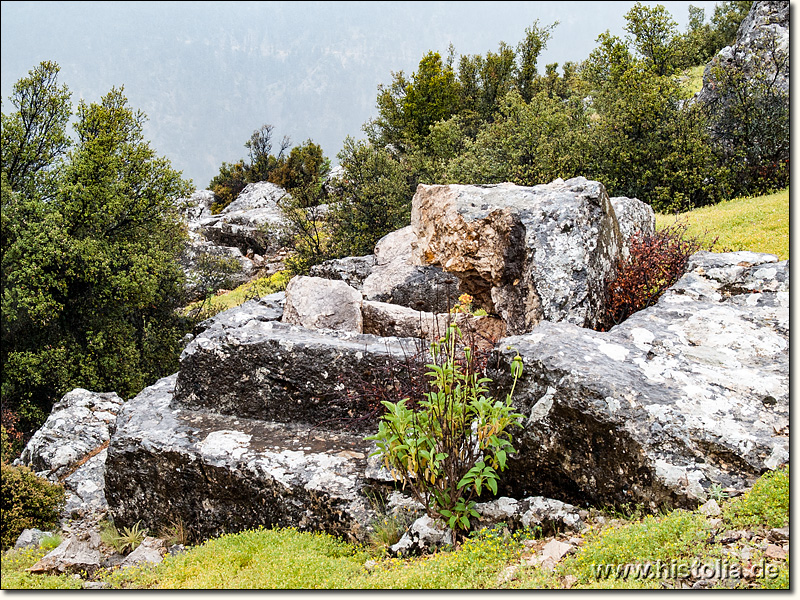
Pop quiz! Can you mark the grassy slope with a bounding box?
[2,467,788,589]
[656,188,789,260]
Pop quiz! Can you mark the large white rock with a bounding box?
[282,276,363,333]
[411,178,622,335]
[18,389,124,520]
[491,251,789,509]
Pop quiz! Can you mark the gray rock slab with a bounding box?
[175,319,420,427]
[489,251,788,509]
[105,375,383,543]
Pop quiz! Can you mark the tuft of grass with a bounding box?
[656,187,789,260]
[722,466,789,531]
[40,533,62,551]
[184,270,291,320]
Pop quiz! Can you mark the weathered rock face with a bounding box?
[694,1,789,106]
[18,389,124,520]
[192,291,285,337]
[489,251,789,509]
[610,196,655,260]
[309,255,376,291]
[27,534,102,576]
[474,496,586,534]
[282,276,364,333]
[362,226,460,314]
[201,182,287,255]
[174,318,419,426]
[412,178,621,335]
[105,374,383,543]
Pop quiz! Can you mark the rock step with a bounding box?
[106,374,385,544]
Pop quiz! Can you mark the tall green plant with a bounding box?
[367,319,524,537]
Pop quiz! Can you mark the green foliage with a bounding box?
[367,321,524,536]
[701,32,789,198]
[209,160,248,213]
[187,251,244,299]
[722,466,789,531]
[210,125,329,215]
[40,532,62,551]
[268,141,329,196]
[2,64,193,435]
[1,462,65,550]
[569,510,709,583]
[183,270,291,321]
[326,137,415,260]
[0,61,71,201]
[447,90,591,186]
[623,2,681,76]
[100,519,148,554]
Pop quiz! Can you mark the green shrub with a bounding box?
[367,318,524,537]
[1,462,65,550]
[723,466,789,530]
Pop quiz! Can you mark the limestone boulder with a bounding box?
[27,535,102,576]
[191,291,285,337]
[282,276,363,333]
[174,318,420,426]
[105,374,383,543]
[694,1,789,108]
[201,182,288,255]
[18,389,124,520]
[309,255,376,291]
[412,178,622,334]
[610,196,655,260]
[362,226,460,313]
[489,251,788,509]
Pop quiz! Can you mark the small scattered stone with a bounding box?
[562,574,579,589]
[542,539,573,562]
[768,527,789,542]
[764,544,787,560]
[699,499,722,517]
[496,564,519,585]
[707,518,723,529]
[82,581,110,589]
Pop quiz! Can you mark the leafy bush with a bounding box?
[598,221,716,331]
[1,462,65,550]
[209,160,248,214]
[367,319,524,537]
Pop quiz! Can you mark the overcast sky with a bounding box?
[2,1,730,188]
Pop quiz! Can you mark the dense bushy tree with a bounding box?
[0,61,71,201]
[702,31,790,196]
[624,2,681,76]
[446,90,591,186]
[2,65,192,435]
[327,137,415,258]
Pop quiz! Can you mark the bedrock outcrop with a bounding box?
[489,251,789,509]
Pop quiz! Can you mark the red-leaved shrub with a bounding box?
[598,222,717,331]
